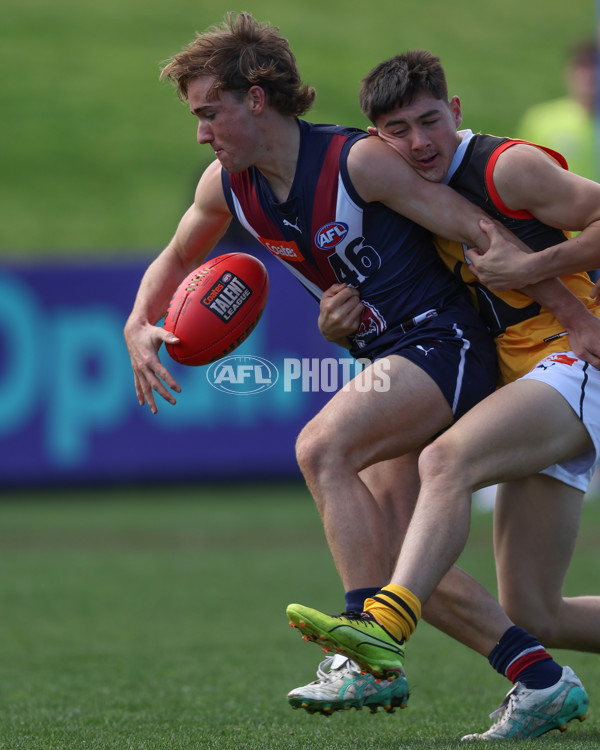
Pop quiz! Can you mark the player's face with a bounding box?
[371,94,462,183]
[188,76,261,173]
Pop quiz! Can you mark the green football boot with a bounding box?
[287,603,406,679]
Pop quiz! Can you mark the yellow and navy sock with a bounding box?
[364,584,422,642]
[488,626,562,689]
[344,586,380,613]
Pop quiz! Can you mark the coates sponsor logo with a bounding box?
[259,238,304,262]
[206,355,279,395]
[315,222,348,250]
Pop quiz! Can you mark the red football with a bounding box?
[163,252,269,366]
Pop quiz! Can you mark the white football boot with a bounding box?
[462,666,588,740]
[287,654,409,715]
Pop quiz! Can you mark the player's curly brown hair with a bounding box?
[160,11,316,117]
[360,50,449,123]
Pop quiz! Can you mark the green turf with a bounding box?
[0,483,598,748]
[1,0,594,254]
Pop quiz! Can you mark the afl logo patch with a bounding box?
[315,222,348,250]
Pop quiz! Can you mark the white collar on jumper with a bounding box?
[443,129,474,184]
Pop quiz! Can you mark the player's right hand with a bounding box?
[124,318,182,414]
[563,306,600,370]
[318,283,363,348]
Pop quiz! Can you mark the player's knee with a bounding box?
[295,420,333,483]
[418,435,465,485]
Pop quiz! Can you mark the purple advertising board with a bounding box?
[0,246,353,486]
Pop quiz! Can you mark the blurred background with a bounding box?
[1,0,598,487]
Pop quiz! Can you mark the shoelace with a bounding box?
[335,611,378,626]
[316,656,338,681]
[489,683,520,722]
[315,655,359,681]
[335,611,406,647]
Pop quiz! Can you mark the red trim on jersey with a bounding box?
[484,140,569,219]
[228,167,329,292]
[505,648,552,684]
[229,171,282,239]
[311,134,346,242]
[309,134,348,286]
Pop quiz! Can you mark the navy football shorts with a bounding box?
[357,305,498,421]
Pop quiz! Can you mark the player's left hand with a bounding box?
[318,283,363,348]
[465,219,532,290]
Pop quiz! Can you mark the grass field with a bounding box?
[0,483,599,749]
[2,0,594,253]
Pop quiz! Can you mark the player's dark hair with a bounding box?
[360,50,449,123]
[160,11,316,117]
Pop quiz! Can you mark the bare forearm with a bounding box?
[349,138,499,250]
[521,276,590,329]
[405,179,495,248]
[520,228,600,285]
[127,247,192,328]
[127,203,227,329]
[521,278,585,325]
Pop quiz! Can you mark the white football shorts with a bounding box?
[521,351,600,492]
